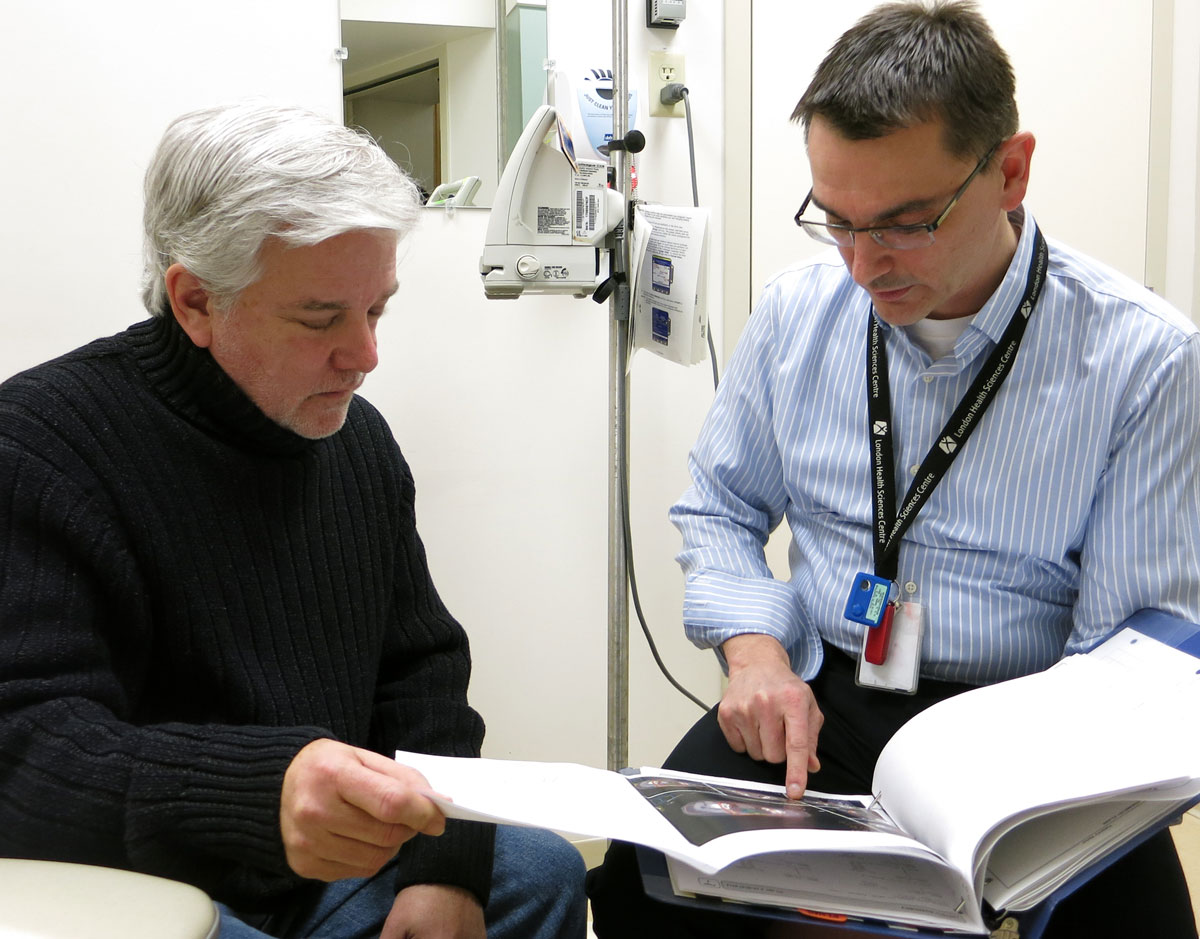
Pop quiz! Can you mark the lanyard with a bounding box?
[867,226,1048,582]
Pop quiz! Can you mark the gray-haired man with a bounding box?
[0,101,586,939]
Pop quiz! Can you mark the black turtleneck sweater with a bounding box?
[0,316,492,911]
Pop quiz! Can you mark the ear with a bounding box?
[996,131,1035,213]
[165,264,217,349]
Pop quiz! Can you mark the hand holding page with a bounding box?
[396,631,1200,934]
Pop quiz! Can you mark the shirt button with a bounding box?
[923,375,934,383]
[904,581,918,594]
[909,464,920,475]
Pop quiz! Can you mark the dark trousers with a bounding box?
[586,647,1197,938]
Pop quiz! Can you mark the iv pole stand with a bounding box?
[607,0,631,773]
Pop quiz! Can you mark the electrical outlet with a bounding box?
[649,50,686,117]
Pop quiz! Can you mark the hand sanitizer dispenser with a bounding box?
[480,105,624,299]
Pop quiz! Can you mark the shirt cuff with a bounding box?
[681,572,824,680]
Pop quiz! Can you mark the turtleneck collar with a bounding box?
[126,316,320,458]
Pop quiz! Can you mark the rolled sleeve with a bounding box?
[680,568,823,678]
[670,282,824,680]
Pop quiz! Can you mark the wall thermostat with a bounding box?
[647,0,686,29]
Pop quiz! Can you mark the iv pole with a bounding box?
[607,0,631,773]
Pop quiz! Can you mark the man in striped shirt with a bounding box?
[588,3,1200,937]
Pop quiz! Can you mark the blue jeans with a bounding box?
[218,825,587,938]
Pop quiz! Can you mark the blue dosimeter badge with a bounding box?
[844,572,893,627]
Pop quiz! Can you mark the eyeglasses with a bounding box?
[793,143,1000,250]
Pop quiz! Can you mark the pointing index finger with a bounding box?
[783,696,822,800]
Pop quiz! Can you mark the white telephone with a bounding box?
[427,176,480,207]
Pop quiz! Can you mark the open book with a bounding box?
[397,628,1200,934]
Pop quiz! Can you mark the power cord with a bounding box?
[620,457,710,712]
[662,81,719,391]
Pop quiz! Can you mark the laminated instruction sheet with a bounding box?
[630,204,711,366]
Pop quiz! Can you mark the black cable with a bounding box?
[681,88,700,208]
[620,448,711,712]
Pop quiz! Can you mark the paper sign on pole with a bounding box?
[630,204,710,366]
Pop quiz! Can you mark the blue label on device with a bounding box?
[844,572,892,627]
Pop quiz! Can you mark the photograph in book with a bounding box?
[631,775,907,843]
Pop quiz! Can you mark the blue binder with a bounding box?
[637,609,1200,938]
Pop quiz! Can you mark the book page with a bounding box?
[872,653,1200,887]
[397,752,944,875]
[1087,627,1200,698]
[393,751,688,855]
[981,798,1188,910]
[622,772,942,872]
[667,849,983,933]
[629,773,902,846]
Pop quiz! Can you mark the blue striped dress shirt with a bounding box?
[672,208,1200,685]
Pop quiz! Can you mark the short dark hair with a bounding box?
[792,1,1018,161]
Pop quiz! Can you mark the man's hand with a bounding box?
[382,884,486,939]
[718,634,823,799]
[280,739,445,881]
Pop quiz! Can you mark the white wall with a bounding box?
[346,97,438,192]
[344,0,493,29]
[375,208,612,761]
[1162,0,1200,316]
[444,30,500,205]
[0,0,342,378]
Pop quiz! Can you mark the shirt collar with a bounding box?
[969,205,1037,345]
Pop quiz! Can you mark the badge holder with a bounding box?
[844,573,923,694]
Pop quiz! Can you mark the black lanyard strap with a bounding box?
[867,226,1048,581]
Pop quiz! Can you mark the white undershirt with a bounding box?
[905,313,976,361]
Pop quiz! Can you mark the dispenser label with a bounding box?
[537,206,570,236]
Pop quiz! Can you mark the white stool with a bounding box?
[0,859,218,939]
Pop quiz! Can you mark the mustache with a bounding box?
[318,373,365,395]
[868,276,912,292]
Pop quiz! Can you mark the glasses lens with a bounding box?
[873,228,936,251]
[799,222,852,247]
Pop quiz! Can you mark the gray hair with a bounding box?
[792,1,1018,162]
[142,100,422,317]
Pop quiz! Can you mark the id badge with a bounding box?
[856,600,924,694]
[843,572,892,627]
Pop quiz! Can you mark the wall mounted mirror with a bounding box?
[340,1,547,209]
